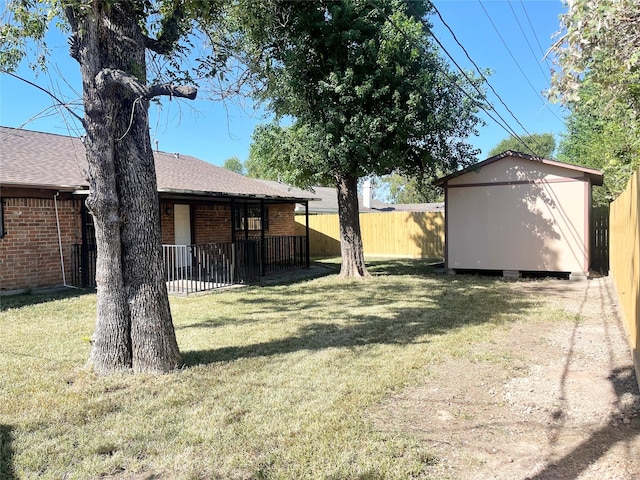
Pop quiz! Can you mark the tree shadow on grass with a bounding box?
[181,273,534,366]
[366,258,443,276]
[0,288,93,312]
[0,425,17,480]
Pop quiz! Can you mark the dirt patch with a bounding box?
[371,276,640,479]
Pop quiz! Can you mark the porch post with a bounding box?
[304,200,310,268]
[243,202,249,240]
[231,198,237,244]
[260,199,266,276]
[231,198,237,282]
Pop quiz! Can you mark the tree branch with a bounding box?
[143,3,185,55]
[3,71,85,126]
[95,68,197,100]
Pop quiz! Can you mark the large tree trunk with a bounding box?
[67,1,180,374]
[336,174,370,278]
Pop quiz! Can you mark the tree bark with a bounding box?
[67,1,181,374]
[336,174,370,278]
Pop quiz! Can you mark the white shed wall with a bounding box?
[446,157,590,273]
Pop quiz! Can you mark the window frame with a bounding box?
[235,205,268,231]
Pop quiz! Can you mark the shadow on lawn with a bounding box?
[0,288,92,312]
[0,425,17,480]
[182,271,533,366]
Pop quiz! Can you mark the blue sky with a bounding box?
[0,0,567,166]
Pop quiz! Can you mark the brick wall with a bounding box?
[194,203,233,244]
[160,202,175,244]
[267,204,296,236]
[160,201,297,244]
[0,196,81,292]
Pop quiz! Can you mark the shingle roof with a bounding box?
[0,126,315,201]
[257,180,392,213]
[434,150,604,187]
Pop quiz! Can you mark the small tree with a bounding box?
[239,0,482,277]
[223,156,245,175]
[488,133,556,159]
[382,172,443,204]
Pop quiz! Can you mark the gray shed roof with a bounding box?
[0,126,316,202]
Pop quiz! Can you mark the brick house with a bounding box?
[0,126,315,294]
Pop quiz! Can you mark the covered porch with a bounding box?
[71,190,314,294]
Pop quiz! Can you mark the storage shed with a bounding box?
[435,151,604,280]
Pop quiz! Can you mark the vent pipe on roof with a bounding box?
[154,140,159,152]
[174,152,180,159]
[363,179,372,209]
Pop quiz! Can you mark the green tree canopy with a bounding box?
[550,0,640,202]
[550,0,640,119]
[558,81,640,205]
[382,172,443,204]
[239,0,483,277]
[223,156,245,175]
[488,133,556,159]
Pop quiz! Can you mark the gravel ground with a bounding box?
[371,275,640,480]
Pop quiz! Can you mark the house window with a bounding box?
[235,206,268,231]
[0,198,5,238]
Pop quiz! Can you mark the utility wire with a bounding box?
[477,0,564,124]
[366,0,538,155]
[507,0,551,83]
[428,2,545,154]
[519,0,554,71]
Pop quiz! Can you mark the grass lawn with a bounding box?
[0,259,563,479]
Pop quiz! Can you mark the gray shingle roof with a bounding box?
[0,126,315,201]
[257,179,442,213]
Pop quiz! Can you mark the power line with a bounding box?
[427,2,545,154]
[366,0,538,155]
[507,0,551,83]
[477,0,564,124]
[518,0,554,71]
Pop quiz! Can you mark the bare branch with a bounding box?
[95,68,197,100]
[2,71,85,125]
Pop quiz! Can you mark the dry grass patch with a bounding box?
[0,260,566,479]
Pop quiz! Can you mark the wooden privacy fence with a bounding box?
[609,167,640,390]
[295,211,444,259]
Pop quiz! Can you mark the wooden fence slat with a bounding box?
[609,167,640,391]
[295,211,445,259]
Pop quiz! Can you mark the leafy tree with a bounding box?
[550,0,640,118]
[550,0,640,201]
[382,172,443,203]
[1,0,231,374]
[239,0,482,277]
[558,82,640,205]
[245,123,334,186]
[488,133,556,159]
[223,156,245,175]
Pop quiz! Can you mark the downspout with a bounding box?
[54,192,79,289]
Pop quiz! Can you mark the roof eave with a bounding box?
[434,151,604,186]
[157,187,314,203]
[0,181,84,192]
